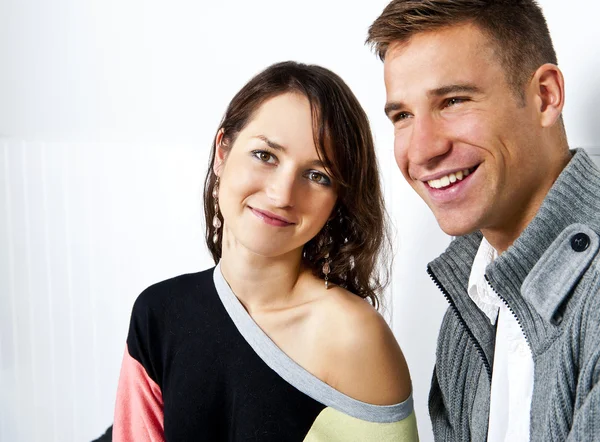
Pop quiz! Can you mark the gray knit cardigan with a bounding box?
[427,149,600,441]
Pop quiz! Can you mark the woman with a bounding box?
[113,61,417,441]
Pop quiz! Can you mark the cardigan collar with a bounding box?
[429,149,600,356]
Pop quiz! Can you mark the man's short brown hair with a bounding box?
[366,0,558,98]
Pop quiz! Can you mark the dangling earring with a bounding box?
[212,177,222,244]
[323,252,331,289]
[322,221,332,289]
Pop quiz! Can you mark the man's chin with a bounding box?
[435,218,480,238]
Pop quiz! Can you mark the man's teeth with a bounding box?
[428,169,471,189]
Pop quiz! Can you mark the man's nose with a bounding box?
[406,115,451,167]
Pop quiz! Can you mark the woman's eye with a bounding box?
[252,150,276,164]
[307,171,331,186]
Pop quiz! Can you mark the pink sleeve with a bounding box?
[113,344,165,442]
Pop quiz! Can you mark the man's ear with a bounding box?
[531,63,565,128]
[213,129,227,177]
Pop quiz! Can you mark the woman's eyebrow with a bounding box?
[254,134,326,168]
[253,135,287,152]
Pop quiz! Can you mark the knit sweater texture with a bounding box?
[427,149,600,441]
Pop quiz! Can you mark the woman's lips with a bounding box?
[249,207,294,227]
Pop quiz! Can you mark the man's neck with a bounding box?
[483,149,572,254]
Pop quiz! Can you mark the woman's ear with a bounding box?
[530,63,565,128]
[213,129,227,177]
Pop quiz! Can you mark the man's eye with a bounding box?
[394,112,411,122]
[445,97,467,107]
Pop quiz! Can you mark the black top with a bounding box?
[114,266,416,441]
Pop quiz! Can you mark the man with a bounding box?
[367,1,600,441]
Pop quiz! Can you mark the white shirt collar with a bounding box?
[468,236,501,325]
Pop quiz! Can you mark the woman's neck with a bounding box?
[218,236,307,314]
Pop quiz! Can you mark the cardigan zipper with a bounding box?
[427,266,492,381]
[484,275,532,349]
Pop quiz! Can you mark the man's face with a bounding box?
[384,24,553,240]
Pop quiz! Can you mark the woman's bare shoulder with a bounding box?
[312,285,412,406]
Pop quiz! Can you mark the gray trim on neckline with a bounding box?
[213,263,413,424]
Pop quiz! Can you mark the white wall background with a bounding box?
[1,1,600,441]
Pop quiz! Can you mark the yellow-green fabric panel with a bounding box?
[303,407,418,441]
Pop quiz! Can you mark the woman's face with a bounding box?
[214,92,338,259]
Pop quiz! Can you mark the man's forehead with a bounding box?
[383,25,498,95]
[384,23,495,64]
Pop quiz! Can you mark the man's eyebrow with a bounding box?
[384,101,406,118]
[429,84,482,97]
[254,135,287,151]
[384,84,482,118]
